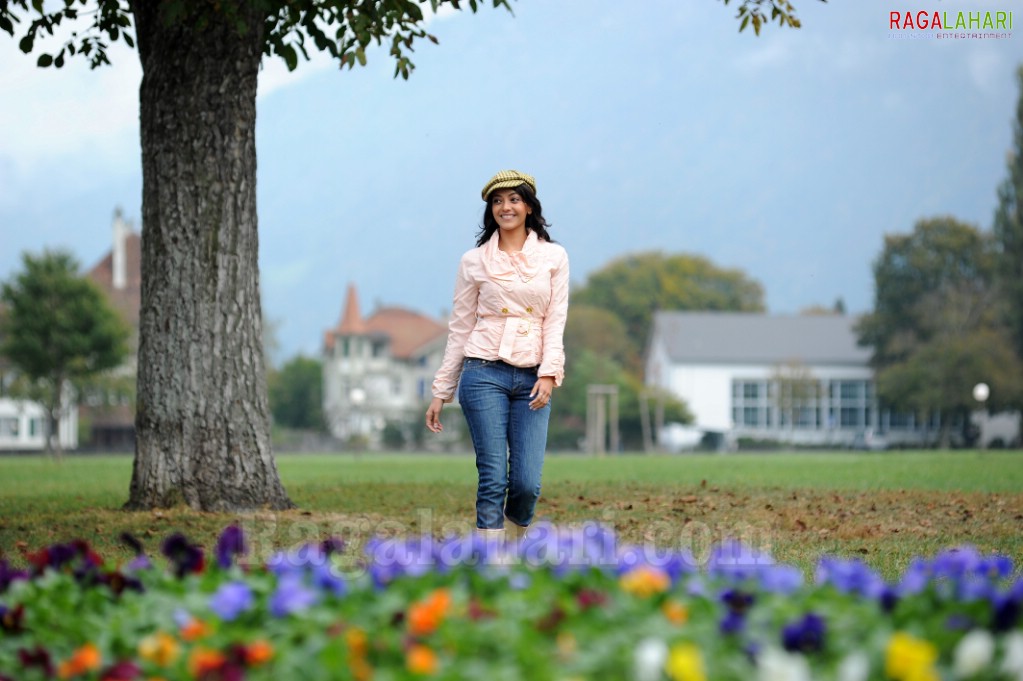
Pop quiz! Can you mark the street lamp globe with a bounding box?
[972,382,990,403]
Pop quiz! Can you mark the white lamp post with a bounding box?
[972,382,989,450]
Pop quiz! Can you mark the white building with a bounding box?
[645,311,948,449]
[0,397,78,451]
[322,284,452,448]
[0,209,136,452]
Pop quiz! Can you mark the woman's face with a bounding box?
[490,188,532,234]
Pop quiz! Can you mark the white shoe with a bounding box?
[507,522,527,544]
[474,527,506,543]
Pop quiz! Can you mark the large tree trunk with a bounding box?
[126,3,292,511]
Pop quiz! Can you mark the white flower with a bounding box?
[1001,632,1023,680]
[954,630,995,678]
[757,647,811,681]
[836,651,870,681]
[632,637,668,681]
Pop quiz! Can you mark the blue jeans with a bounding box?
[458,358,550,530]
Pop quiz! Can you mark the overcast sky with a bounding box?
[1,0,1021,362]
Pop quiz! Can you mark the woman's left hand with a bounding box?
[529,376,556,410]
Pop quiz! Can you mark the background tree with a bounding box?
[856,217,1022,447]
[993,65,1023,394]
[799,298,846,316]
[548,348,692,450]
[0,251,130,457]
[770,360,818,436]
[562,304,635,369]
[572,252,765,371]
[268,355,325,431]
[0,0,814,510]
[1,0,512,511]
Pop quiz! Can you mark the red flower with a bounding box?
[575,587,608,610]
[100,661,142,680]
[18,645,55,677]
[1,603,25,634]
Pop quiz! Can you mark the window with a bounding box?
[840,407,860,428]
[840,381,862,401]
[0,418,18,438]
[796,407,817,428]
[734,380,771,429]
[743,406,760,426]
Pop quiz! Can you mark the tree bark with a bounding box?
[126,3,292,511]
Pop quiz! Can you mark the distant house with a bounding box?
[0,396,78,452]
[81,209,141,451]
[322,284,450,448]
[645,311,946,449]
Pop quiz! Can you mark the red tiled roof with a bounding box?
[324,283,446,359]
[364,307,446,359]
[336,283,367,334]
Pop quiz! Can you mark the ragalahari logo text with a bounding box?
[889,10,1013,40]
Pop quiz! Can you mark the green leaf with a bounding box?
[19,35,34,53]
[355,46,366,66]
[37,53,53,67]
[282,43,298,71]
[739,14,749,32]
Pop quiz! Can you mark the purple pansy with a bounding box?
[215,525,248,569]
[781,612,827,654]
[161,533,205,578]
[209,581,254,621]
[0,560,28,594]
[816,556,886,598]
[270,573,319,617]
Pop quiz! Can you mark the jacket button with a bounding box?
[526,307,533,313]
[501,307,509,314]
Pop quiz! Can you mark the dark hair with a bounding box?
[475,182,554,247]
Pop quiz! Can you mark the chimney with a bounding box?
[112,207,128,291]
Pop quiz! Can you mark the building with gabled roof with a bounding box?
[80,209,140,451]
[322,283,452,448]
[645,311,945,449]
[0,209,138,452]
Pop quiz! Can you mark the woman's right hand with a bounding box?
[425,397,445,433]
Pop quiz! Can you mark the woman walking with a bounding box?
[426,170,569,543]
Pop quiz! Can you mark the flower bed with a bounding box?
[1,522,1022,680]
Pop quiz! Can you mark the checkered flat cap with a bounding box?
[481,170,536,201]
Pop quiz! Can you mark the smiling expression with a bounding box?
[490,188,532,234]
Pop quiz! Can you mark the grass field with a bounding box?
[1,451,1021,580]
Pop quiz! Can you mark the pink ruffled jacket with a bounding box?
[432,230,570,402]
